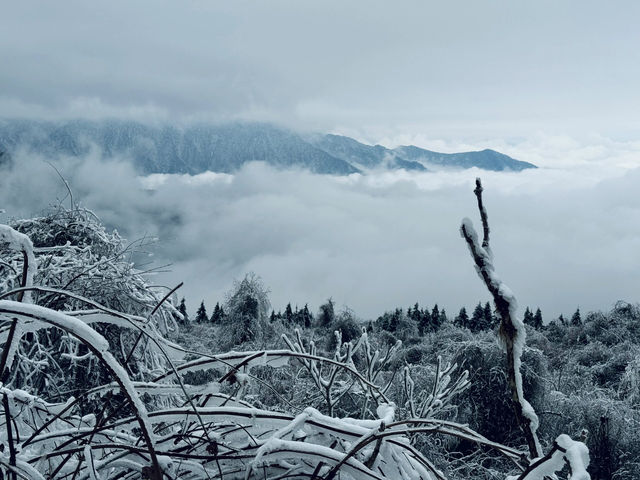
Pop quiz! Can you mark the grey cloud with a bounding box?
[1,143,639,321]
[2,1,640,137]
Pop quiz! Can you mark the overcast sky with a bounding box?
[2,1,640,141]
[2,2,640,320]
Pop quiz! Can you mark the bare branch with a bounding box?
[460,178,541,459]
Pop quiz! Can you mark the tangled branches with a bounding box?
[0,196,593,479]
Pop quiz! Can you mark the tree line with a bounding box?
[176,296,583,335]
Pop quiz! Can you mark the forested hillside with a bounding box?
[0,120,535,175]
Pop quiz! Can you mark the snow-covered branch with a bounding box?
[460,178,592,478]
[460,178,541,459]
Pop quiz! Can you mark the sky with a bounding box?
[1,1,640,140]
[1,1,640,320]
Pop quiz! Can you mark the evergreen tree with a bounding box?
[285,303,293,324]
[195,301,208,323]
[431,304,441,331]
[523,307,534,327]
[177,297,189,324]
[483,302,494,330]
[418,308,431,335]
[317,298,335,327]
[558,313,566,325]
[571,308,582,326]
[533,308,543,330]
[269,309,277,323]
[439,308,448,327]
[470,303,484,333]
[454,307,469,329]
[300,304,312,328]
[410,302,421,324]
[210,302,223,324]
[389,308,403,332]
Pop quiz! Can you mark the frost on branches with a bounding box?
[0,204,591,479]
[461,178,591,479]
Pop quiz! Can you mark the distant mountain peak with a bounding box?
[0,119,536,175]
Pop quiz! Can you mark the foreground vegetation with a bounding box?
[0,181,614,479]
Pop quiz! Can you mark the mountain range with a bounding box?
[0,120,536,175]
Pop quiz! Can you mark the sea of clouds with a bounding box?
[1,136,639,321]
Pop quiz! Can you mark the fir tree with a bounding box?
[439,308,447,324]
[533,308,543,330]
[470,303,484,333]
[210,302,223,324]
[571,308,582,326]
[454,307,469,329]
[389,308,403,332]
[523,307,534,327]
[177,297,189,324]
[483,302,494,330]
[300,304,312,328]
[418,308,431,335]
[195,301,208,323]
[410,302,422,324]
[431,304,441,331]
[285,303,293,324]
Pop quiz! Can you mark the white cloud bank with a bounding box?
[1,137,640,321]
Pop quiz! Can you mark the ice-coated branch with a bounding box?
[0,224,37,384]
[0,300,163,479]
[283,328,397,416]
[3,393,17,480]
[0,224,36,303]
[403,356,469,421]
[460,178,541,459]
[510,435,590,480]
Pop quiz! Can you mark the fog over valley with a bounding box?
[2,132,639,321]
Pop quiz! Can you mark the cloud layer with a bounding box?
[2,137,640,321]
[2,1,640,138]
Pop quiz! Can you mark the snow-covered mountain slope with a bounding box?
[393,145,536,171]
[0,119,535,175]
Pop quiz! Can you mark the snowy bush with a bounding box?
[0,208,179,403]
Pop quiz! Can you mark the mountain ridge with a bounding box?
[0,119,536,175]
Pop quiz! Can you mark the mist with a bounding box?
[2,136,639,321]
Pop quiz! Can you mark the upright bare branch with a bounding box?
[473,177,491,252]
[460,178,541,459]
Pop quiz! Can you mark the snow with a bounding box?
[0,300,109,352]
[84,445,102,480]
[0,299,159,469]
[0,224,37,303]
[509,434,591,480]
[376,403,396,423]
[252,437,385,480]
[461,213,541,454]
